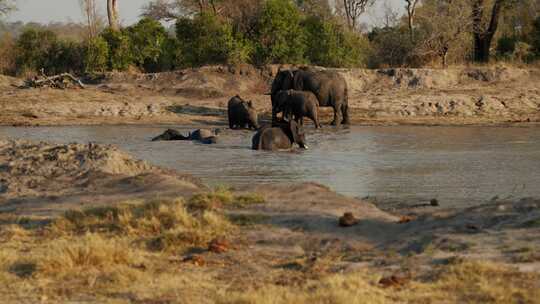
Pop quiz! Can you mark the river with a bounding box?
[2,125,539,208]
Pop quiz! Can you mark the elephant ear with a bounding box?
[288,120,300,144]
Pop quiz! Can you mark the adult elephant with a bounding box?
[271,67,349,126]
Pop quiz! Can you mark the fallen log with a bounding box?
[23,72,85,89]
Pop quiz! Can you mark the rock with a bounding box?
[208,237,230,253]
[339,212,359,227]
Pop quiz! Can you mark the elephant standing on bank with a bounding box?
[271,68,349,126]
[252,120,308,151]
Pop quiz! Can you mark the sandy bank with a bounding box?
[0,140,539,302]
[1,65,539,127]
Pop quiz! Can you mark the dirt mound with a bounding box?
[102,65,270,99]
[0,140,203,215]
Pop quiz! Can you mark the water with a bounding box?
[1,125,539,207]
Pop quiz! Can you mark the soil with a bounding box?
[1,64,539,127]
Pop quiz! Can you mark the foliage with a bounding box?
[176,12,237,67]
[368,26,417,68]
[253,0,306,64]
[83,36,109,73]
[0,32,15,75]
[100,27,133,71]
[15,28,58,75]
[533,16,540,57]
[496,36,516,58]
[304,16,371,67]
[126,18,169,72]
[44,39,84,75]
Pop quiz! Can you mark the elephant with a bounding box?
[273,90,321,128]
[252,120,308,151]
[152,128,220,144]
[228,95,259,130]
[270,67,349,126]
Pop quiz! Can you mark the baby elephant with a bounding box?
[252,120,308,151]
[273,90,321,128]
[228,95,259,130]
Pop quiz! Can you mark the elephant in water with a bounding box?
[252,120,308,151]
[152,128,220,144]
[273,89,321,128]
[270,67,349,126]
[228,95,259,130]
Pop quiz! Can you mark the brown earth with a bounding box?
[1,64,539,127]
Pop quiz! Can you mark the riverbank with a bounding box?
[0,140,539,303]
[1,65,539,127]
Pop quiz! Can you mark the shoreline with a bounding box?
[0,139,539,302]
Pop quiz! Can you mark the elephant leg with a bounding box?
[311,111,321,129]
[341,103,350,125]
[330,106,341,126]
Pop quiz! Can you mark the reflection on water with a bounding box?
[1,125,539,207]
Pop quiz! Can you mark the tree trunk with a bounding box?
[471,0,505,63]
[107,0,119,31]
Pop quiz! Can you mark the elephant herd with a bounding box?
[153,67,350,151]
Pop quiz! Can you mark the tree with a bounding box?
[79,0,103,38]
[405,0,420,41]
[339,0,376,30]
[0,0,15,16]
[471,0,506,62]
[253,0,306,64]
[107,0,119,31]
[417,0,471,67]
[175,12,236,66]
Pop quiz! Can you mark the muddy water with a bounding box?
[1,125,539,207]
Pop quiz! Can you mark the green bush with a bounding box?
[15,28,58,75]
[44,39,84,75]
[84,37,109,73]
[496,36,517,58]
[126,18,168,72]
[253,0,306,64]
[176,13,237,67]
[303,16,371,67]
[101,28,133,71]
[368,26,417,68]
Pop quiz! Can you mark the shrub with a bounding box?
[304,16,371,68]
[496,36,516,58]
[253,0,306,64]
[44,39,84,75]
[101,28,133,71]
[83,36,109,73]
[533,16,540,57]
[126,18,168,72]
[0,32,16,75]
[368,26,417,68]
[176,13,236,67]
[15,28,58,75]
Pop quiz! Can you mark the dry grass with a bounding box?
[0,193,539,303]
[220,260,540,304]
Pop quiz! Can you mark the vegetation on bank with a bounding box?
[0,0,539,76]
